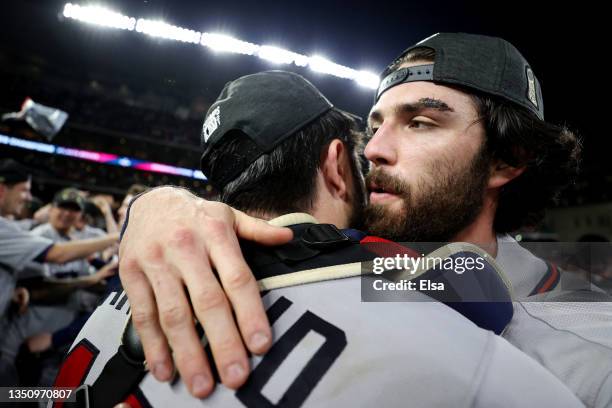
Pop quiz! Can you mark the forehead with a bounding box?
[8,180,31,191]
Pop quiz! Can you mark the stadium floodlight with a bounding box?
[201,33,259,55]
[293,54,309,67]
[353,70,380,89]
[61,3,380,91]
[258,45,303,65]
[136,19,201,43]
[308,55,355,79]
[63,3,135,31]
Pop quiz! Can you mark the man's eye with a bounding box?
[367,127,379,136]
[408,119,434,129]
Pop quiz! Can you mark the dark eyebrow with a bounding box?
[368,97,454,128]
[398,98,454,114]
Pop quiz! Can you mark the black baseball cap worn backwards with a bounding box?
[200,70,333,190]
[377,32,544,120]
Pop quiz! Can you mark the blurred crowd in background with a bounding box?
[0,158,148,388]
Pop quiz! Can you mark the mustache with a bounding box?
[365,168,410,196]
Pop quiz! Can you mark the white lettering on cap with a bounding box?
[202,106,221,143]
[526,67,538,108]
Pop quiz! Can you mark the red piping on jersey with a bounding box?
[360,235,421,258]
[360,236,393,244]
[537,262,560,294]
[51,339,99,408]
[124,393,143,408]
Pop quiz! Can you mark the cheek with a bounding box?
[395,141,444,184]
[398,133,477,184]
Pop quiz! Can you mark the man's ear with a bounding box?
[488,160,526,189]
[321,139,348,199]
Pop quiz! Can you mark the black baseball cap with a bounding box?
[53,188,85,211]
[377,33,544,120]
[82,200,102,218]
[200,70,334,190]
[0,159,31,184]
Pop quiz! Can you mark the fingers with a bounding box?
[205,221,273,356]
[118,192,284,399]
[171,248,249,390]
[119,256,174,384]
[233,209,293,245]
[144,257,214,398]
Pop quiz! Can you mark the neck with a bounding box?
[311,207,348,228]
[245,204,350,229]
[452,192,498,257]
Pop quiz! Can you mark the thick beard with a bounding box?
[362,146,490,242]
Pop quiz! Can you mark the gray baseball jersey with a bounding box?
[0,216,53,318]
[31,223,92,278]
[72,225,106,240]
[56,281,583,407]
[52,215,583,408]
[497,235,612,407]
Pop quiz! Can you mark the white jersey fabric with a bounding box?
[55,215,583,408]
[496,235,612,408]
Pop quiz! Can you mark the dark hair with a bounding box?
[206,108,365,215]
[386,47,582,232]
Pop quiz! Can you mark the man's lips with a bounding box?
[369,191,399,203]
[368,183,400,203]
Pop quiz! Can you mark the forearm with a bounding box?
[103,210,119,234]
[46,234,119,263]
[29,278,100,304]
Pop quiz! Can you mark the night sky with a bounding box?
[0,0,607,177]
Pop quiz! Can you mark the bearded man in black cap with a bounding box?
[58,70,587,408]
[108,33,611,406]
[115,34,596,404]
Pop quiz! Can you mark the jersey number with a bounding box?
[235,296,347,408]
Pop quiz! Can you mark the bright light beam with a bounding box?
[62,3,380,90]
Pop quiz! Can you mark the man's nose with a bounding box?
[364,124,397,167]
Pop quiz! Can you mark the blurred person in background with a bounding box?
[73,194,119,238]
[13,195,43,231]
[0,159,119,385]
[32,189,94,279]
